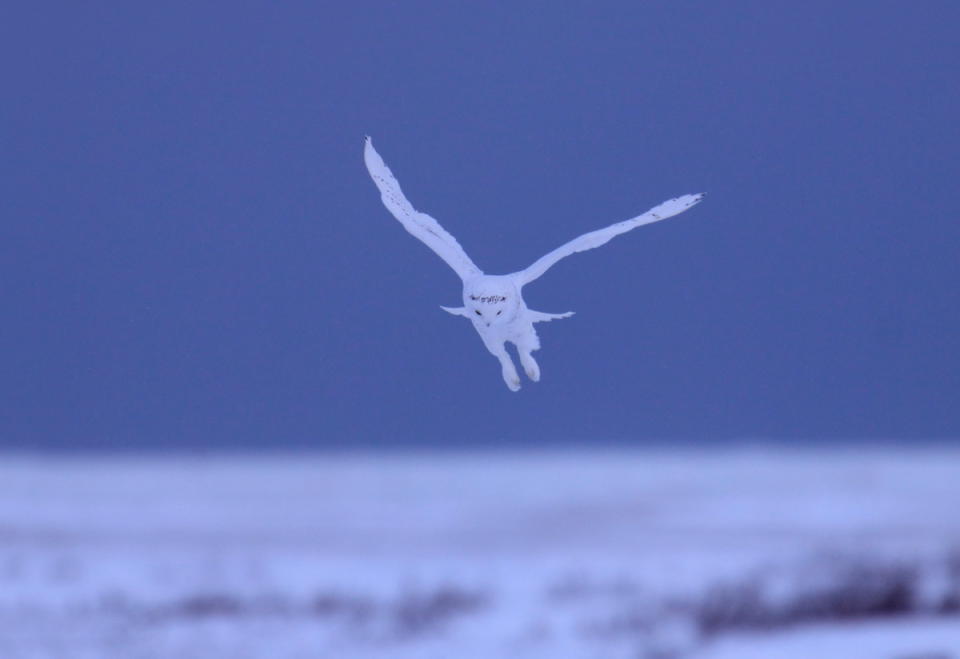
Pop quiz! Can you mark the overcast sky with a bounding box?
[3,2,958,449]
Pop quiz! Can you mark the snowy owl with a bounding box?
[364,137,704,391]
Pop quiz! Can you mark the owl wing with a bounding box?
[516,193,704,286]
[364,137,483,281]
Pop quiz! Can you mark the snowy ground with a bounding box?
[0,447,958,658]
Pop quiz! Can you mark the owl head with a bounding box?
[463,276,519,327]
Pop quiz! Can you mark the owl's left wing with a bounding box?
[516,193,704,286]
[364,137,482,281]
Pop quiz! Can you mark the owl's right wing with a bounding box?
[364,137,482,281]
[516,193,704,286]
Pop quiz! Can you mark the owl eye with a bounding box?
[474,310,482,316]
[496,310,502,316]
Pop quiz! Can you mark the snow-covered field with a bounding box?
[1,447,958,658]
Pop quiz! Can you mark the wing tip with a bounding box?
[670,192,705,211]
[363,136,382,171]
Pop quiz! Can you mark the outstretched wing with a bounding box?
[364,137,482,281]
[516,193,704,286]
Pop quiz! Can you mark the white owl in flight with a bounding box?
[364,137,703,391]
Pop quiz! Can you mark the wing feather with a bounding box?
[517,193,704,285]
[364,137,482,281]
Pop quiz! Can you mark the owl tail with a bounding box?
[529,310,574,323]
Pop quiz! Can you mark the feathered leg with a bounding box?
[480,335,521,392]
[515,325,542,382]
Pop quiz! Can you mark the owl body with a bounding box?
[441,274,570,390]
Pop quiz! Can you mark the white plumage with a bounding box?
[364,137,704,391]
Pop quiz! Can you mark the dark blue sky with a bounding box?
[3,3,958,449]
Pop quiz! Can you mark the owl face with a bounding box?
[464,277,518,327]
